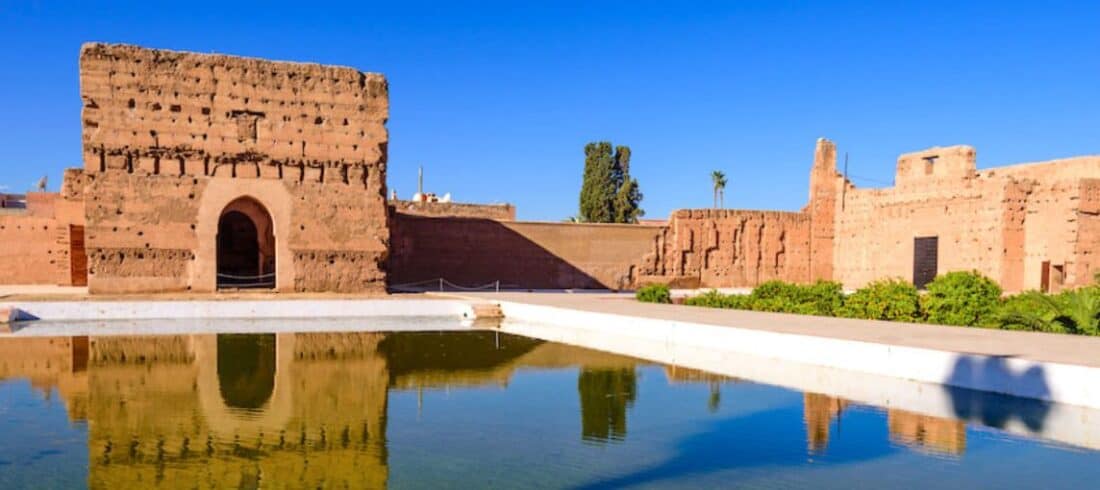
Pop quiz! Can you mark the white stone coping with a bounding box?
[5,315,474,337]
[495,300,1100,410]
[0,299,475,324]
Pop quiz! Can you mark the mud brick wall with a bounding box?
[0,215,63,284]
[655,209,812,287]
[1072,179,1100,286]
[389,215,664,290]
[832,147,1100,292]
[79,43,389,293]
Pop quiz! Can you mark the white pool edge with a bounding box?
[496,300,1100,410]
[1,298,476,323]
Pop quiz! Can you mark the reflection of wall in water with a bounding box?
[87,333,391,489]
[0,336,89,421]
[0,333,391,489]
[0,332,575,488]
[802,393,967,456]
[803,393,850,453]
[888,409,966,455]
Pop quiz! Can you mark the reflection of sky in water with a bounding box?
[0,381,88,489]
[387,368,1100,489]
[0,332,1098,489]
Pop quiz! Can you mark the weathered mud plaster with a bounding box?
[79,43,389,293]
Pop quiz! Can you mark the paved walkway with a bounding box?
[458,291,1100,368]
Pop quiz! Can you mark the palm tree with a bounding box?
[711,170,727,209]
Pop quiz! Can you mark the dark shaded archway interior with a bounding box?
[216,333,277,410]
[217,198,276,289]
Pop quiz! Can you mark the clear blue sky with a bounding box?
[1,1,1097,220]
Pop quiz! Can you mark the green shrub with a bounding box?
[748,280,844,316]
[749,280,801,302]
[837,278,921,322]
[683,289,752,309]
[799,280,846,316]
[921,271,1002,326]
[636,284,671,304]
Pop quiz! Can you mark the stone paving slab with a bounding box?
[458,291,1100,369]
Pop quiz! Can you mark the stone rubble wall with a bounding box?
[79,43,389,293]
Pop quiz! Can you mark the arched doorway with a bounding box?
[217,197,276,289]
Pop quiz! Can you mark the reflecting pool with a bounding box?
[1,330,1099,489]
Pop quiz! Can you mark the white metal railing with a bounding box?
[389,278,504,293]
[216,272,276,288]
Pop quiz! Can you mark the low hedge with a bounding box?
[669,271,1099,336]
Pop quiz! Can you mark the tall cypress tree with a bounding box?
[580,142,615,223]
[579,141,644,223]
[614,176,643,223]
[612,146,643,223]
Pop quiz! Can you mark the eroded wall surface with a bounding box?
[652,209,812,288]
[79,43,389,293]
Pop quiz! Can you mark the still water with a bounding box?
[1,330,1098,489]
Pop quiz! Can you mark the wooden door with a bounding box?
[913,236,938,290]
[1041,260,1051,293]
[69,225,88,287]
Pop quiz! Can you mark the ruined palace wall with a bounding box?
[390,200,515,220]
[389,214,663,289]
[1073,179,1100,287]
[1018,179,1084,290]
[833,180,1010,289]
[80,43,388,293]
[990,157,1100,290]
[658,209,812,287]
[832,151,1100,292]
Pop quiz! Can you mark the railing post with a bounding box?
[496,280,500,293]
[439,278,444,292]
